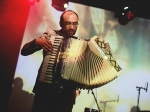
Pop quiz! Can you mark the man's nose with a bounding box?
[69,25,74,29]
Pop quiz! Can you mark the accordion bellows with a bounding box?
[39,35,122,89]
[61,36,122,89]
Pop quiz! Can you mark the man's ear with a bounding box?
[59,21,62,27]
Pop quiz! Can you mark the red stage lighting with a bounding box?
[28,0,39,5]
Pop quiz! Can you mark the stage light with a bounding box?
[52,0,69,11]
[115,6,135,25]
[64,3,68,9]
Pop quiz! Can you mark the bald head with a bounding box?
[59,10,79,27]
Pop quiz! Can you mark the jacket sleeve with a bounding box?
[21,28,57,56]
[21,38,42,56]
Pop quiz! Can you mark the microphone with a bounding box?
[136,86,141,91]
[145,82,148,92]
[136,86,140,89]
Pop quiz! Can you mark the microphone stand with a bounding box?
[100,94,119,112]
[89,89,102,112]
[136,82,148,112]
[136,87,144,112]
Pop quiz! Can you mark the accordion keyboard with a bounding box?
[39,35,63,83]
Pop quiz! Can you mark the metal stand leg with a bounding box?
[90,89,102,112]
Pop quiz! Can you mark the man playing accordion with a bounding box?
[21,10,111,112]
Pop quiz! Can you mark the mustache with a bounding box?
[67,29,75,32]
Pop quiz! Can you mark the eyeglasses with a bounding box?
[64,22,79,26]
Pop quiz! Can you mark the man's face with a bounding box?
[61,12,79,37]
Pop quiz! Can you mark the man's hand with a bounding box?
[35,37,53,52]
[104,42,110,52]
[76,90,81,97]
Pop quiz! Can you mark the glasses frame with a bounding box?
[64,21,79,26]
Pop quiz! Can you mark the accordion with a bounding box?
[39,35,122,89]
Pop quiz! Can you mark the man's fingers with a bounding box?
[102,39,105,43]
[104,43,110,52]
[105,43,109,47]
[35,38,53,52]
[43,44,53,52]
[43,40,53,52]
[46,40,53,49]
[42,47,49,52]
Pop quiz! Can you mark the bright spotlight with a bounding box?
[52,0,69,11]
[64,3,68,8]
